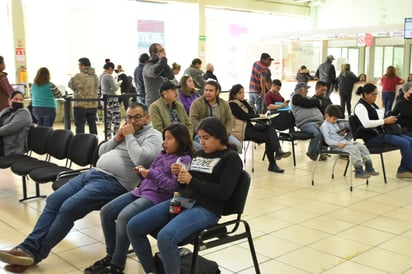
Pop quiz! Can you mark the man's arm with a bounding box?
[124,130,163,166]
[292,94,321,108]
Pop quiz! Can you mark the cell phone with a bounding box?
[396,113,401,118]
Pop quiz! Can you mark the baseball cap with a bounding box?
[260,53,274,61]
[327,55,335,60]
[294,82,311,92]
[160,81,180,92]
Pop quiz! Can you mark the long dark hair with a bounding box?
[162,123,194,156]
[196,117,237,151]
[229,84,244,100]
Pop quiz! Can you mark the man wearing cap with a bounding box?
[249,53,273,114]
[315,55,336,97]
[143,43,174,107]
[291,82,327,161]
[265,79,290,111]
[149,80,193,137]
[184,58,206,92]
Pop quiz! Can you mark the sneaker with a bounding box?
[396,172,412,179]
[355,171,371,179]
[84,255,112,274]
[366,170,380,176]
[306,152,318,161]
[275,151,291,160]
[5,264,31,273]
[319,154,328,161]
[98,264,125,274]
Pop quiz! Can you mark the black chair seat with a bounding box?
[367,144,399,154]
[11,160,57,176]
[52,173,80,190]
[29,166,73,183]
[0,155,33,168]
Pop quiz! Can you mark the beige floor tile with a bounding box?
[325,207,376,224]
[246,233,300,258]
[277,247,341,273]
[271,225,330,245]
[352,247,412,273]
[268,207,317,224]
[378,236,412,257]
[247,215,292,234]
[238,259,310,274]
[336,225,395,246]
[309,235,371,259]
[301,216,354,234]
[322,260,388,274]
[362,216,412,234]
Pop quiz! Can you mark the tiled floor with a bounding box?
[1,120,412,273]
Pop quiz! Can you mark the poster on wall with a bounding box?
[137,20,165,54]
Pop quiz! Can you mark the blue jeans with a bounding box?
[18,169,127,263]
[74,107,98,135]
[367,133,412,173]
[33,107,56,127]
[193,134,242,153]
[248,92,262,114]
[300,122,322,155]
[381,91,395,115]
[100,193,153,267]
[126,200,218,274]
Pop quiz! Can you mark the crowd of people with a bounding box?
[1,47,412,273]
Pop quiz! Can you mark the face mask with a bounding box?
[11,102,24,110]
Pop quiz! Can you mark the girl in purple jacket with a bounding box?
[84,123,194,274]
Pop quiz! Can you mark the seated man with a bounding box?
[291,82,326,161]
[150,80,193,138]
[0,102,163,273]
[189,80,242,152]
[264,79,290,112]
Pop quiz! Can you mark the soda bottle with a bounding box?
[169,192,181,217]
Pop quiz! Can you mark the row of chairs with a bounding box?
[0,126,98,201]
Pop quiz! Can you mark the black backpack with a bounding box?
[154,248,220,274]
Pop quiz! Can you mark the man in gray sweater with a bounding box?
[143,43,174,107]
[291,82,326,161]
[0,102,163,273]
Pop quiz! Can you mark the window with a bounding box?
[374,46,404,79]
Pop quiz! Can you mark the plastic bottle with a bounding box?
[169,192,181,217]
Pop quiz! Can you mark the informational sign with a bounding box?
[137,20,165,54]
[15,47,26,65]
[357,33,373,47]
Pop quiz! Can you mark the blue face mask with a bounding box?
[11,102,24,110]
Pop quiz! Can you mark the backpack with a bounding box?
[154,248,220,274]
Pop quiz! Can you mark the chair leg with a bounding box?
[191,237,201,274]
[311,155,321,186]
[380,153,387,184]
[243,220,261,274]
[19,176,47,202]
[291,140,296,166]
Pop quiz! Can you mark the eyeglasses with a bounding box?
[369,93,378,96]
[126,114,146,121]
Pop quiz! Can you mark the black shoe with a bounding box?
[268,163,284,173]
[98,264,125,274]
[84,255,112,274]
[275,151,291,160]
[306,152,318,161]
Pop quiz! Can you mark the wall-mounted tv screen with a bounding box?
[405,18,412,39]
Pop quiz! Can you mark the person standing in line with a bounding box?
[183,58,205,92]
[143,43,174,107]
[134,53,150,104]
[115,65,132,111]
[0,56,14,111]
[296,65,313,84]
[203,63,218,82]
[379,65,405,114]
[315,55,336,98]
[336,64,358,117]
[68,57,99,135]
[100,62,121,139]
[249,53,273,113]
[171,62,181,86]
[30,67,62,127]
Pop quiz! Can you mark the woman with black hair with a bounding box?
[354,83,412,179]
[229,84,290,173]
[0,90,32,156]
[126,117,242,274]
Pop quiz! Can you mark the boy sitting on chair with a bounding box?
[320,104,379,179]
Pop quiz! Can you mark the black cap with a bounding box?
[160,81,181,92]
[261,53,274,61]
